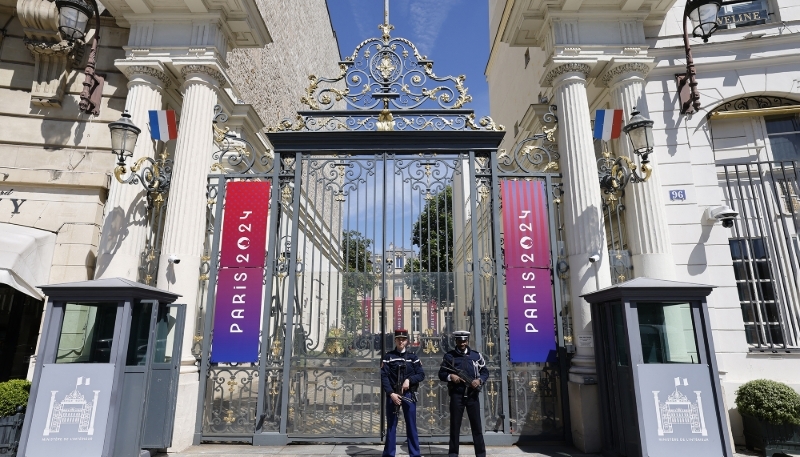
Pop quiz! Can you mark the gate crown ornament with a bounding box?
[270,21,503,133]
[301,21,472,112]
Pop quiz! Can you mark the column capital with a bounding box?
[598,60,654,88]
[116,61,173,90]
[542,62,592,88]
[178,64,227,88]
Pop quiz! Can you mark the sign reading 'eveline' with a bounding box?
[501,180,556,363]
[211,181,270,363]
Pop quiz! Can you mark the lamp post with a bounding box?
[598,109,655,198]
[54,0,103,115]
[108,111,172,208]
[678,0,757,114]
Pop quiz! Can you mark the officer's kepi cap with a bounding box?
[453,330,470,340]
[394,329,409,339]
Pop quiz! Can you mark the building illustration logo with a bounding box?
[652,377,708,436]
[42,377,100,436]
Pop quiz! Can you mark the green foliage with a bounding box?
[341,230,377,333]
[404,186,454,305]
[0,379,31,417]
[735,379,800,425]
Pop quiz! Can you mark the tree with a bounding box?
[404,186,454,307]
[340,230,377,333]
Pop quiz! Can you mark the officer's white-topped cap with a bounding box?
[453,330,470,340]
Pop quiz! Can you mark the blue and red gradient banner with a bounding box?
[501,180,557,363]
[211,181,270,363]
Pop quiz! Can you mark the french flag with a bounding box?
[593,109,623,141]
[148,110,178,141]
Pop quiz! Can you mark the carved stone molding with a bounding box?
[17,0,59,42]
[24,37,74,55]
[543,63,591,87]
[18,0,73,106]
[600,63,651,87]
[122,65,172,89]
[180,65,226,87]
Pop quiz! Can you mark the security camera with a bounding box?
[588,253,601,263]
[704,205,738,228]
[168,254,181,264]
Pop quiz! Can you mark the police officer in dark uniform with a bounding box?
[438,330,489,457]
[380,329,425,457]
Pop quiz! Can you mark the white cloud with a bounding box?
[408,0,458,57]
[347,0,371,39]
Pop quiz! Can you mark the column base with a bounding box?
[168,372,199,452]
[568,380,602,453]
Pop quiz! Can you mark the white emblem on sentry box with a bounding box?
[652,377,708,436]
[42,377,100,436]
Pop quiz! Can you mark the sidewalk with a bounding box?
[159,443,767,457]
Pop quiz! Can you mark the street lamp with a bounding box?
[109,111,140,166]
[54,0,94,41]
[621,109,655,163]
[598,109,655,198]
[678,0,755,114]
[109,111,172,208]
[54,0,103,115]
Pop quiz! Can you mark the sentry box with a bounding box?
[582,278,733,457]
[18,278,186,457]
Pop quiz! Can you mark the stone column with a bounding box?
[545,63,612,453]
[604,63,675,280]
[96,65,170,280]
[156,64,223,451]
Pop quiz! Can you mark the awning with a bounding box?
[0,223,56,300]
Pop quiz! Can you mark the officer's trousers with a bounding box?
[448,393,486,457]
[383,392,420,457]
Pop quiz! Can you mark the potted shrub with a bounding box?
[0,379,31,456]
[735,379,800,457]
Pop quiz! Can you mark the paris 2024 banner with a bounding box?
[501,179,556,363]
[211,181,270,363]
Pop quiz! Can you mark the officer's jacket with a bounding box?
[437,346,489,396]
[380,348,425,396]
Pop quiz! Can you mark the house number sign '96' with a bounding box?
[501,180,557,363]
[211,181,271,363]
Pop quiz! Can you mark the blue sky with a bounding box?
[326,0,491,118]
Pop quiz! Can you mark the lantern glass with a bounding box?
[623,110,655,156]
[108,112,141,163]
[687,1,721,42]
[55,1,93,42]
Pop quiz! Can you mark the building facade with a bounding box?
[487,0,800,451]
[0,0,341,451]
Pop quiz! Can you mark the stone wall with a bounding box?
[0,2,128,284]
[226,0,344,127]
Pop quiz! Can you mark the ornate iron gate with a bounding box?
[195,21,569,445]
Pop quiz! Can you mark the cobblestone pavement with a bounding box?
[158,443,776,457]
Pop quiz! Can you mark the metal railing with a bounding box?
[723,161,800,350]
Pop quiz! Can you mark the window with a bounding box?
[637,303,700,364]
[395,255,404,269]
[56,303,117,364]
[765,114,800,161]
[730,238,783,346]
[716,0,769,30]
[412,311,421,333]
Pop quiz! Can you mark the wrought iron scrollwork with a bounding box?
[597,150,652,203]
[497,105,559,174]
[211,105,274,174]
[114,150,172,209]
[302,24,472,111]
[712,95,800,113]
